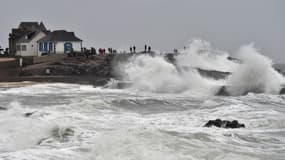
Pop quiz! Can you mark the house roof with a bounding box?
[17,30,47,43]
[18,22,47,31]
[11,22,49,44]
[38,30,82,42]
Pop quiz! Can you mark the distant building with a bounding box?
[37,30,82,55]
[9,22,49,56]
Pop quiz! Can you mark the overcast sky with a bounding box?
[0,0,284,62]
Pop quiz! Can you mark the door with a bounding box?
[64,42,73,53]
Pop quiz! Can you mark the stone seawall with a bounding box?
[0,58,18,68]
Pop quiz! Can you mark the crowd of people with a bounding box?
[129,44,152,53]
[81,44,153,58]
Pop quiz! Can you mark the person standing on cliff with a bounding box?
[130,47,133,53]
[144,45,147,53]
[133,46,136,53]
[148,46,151,53]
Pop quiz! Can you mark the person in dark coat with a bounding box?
[130,47,133,53]
[148,46,151,52]
[133,46,136,53]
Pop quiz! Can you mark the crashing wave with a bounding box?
[114,40,285,96]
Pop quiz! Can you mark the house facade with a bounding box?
[37,30,82,55]
[15,31,47,56]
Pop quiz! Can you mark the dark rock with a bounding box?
[92,78,109,86]
[0,106,7,110]
[273,64,285,76]
[165,53,176,64]
[52,127,74,138]
[117,82,132,89]
[215,86,266,96]
[38,127,75,145]
[196,68,231,80]
[204,119,223,128]
[204,119,245,129]
[280,87,285,95]
[24,111,36,117]
[177,66,231,80]
[216,86,230,96]
[227,57,242,63]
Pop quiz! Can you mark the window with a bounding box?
[39,43,43,51]
[16,45,21,51]
[21,45,27,51]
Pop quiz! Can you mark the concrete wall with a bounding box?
[16,32,46,57]
[0,58,18,68]
[32,54,66,64]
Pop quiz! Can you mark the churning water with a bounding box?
[0,40,285,160]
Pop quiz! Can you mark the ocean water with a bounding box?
[0,40,285,160]
[0,83,284,160]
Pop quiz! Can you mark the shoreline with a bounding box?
[0,75,111,87]
[0,55,116,87]
[0,81,42,88]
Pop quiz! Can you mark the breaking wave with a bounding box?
[177,39,237,72]
[226,44,285,96]
[0,101,54,152]
[117,54,222,95]
[116,40,285,96]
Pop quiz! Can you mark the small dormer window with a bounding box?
[21,45,27,51]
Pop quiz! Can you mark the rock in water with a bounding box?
[215,86,230,96]
[280,87,285,95]
[117,82,132,89]
[0,106,7,110]
[24,111,36,117]
[204,119,245,129]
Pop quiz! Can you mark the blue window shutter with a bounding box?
[44,42,48,51]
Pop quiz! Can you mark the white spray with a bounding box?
[117,39,229,95]
[226,44,285,96]
[116,40,284,96]
[177,39,237,72]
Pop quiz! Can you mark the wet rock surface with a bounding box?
[14,56,115,86]
[196,68,231,80]
[24,111,36,117]
[215,86,230,96]
[0,106,7,110]
[21,57,112,78]
[204,119,245,129]
[280,87,285,95]
[38,127,75,145]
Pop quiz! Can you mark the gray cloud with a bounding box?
[0,0,284,62]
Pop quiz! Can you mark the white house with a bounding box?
[37,30,82,55]
[15,31,47,56]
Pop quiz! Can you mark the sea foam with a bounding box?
[116,40,284,96]
[226,44,284,96]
